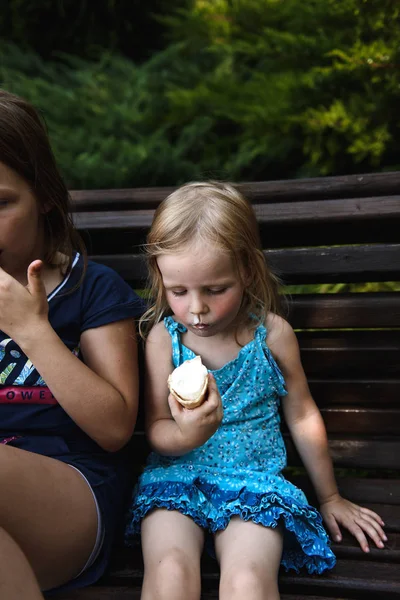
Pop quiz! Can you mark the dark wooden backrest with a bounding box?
[71,171,400,482]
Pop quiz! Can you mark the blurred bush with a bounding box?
[0,0,191,62]
[0,0,399,188]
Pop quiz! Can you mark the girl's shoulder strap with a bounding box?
[163,315,186,334]
[163,316,187,368]
[255,321,288,398]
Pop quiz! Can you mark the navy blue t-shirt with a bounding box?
[0,253,146,453]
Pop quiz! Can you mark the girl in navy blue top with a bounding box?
[0,89,145,597]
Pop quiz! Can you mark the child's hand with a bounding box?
[168,373,223,451]
[320,493,387,553]
[0,261,49,344]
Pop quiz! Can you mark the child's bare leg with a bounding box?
[141,509,204,600]
[0,444,98,592]
[215,516,284,600]
[0,527,43,599]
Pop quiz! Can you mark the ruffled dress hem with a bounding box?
[125,481,336,575]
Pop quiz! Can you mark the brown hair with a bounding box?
[139,181,284,338]
[0,89,85,271]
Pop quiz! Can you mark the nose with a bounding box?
[189,293,208,315]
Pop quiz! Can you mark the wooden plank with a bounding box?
[89,244,400,287]
[298,331,400,378]
[284,437,400,470]
[302,349,399,378]
[72,197,400,229]
[279,559,400,598]
[57,589,141,600]
[254,196,400,224]
[58,588,354,600]
[282,406,400,436]
[308,380,400,407]
[298,330,400,347]
[73,210,153,230]
[268,245,400,284]
[289,293,400,329]
[83,219,400,251]
[333,533,400,562]
[69,171,400,210]
[318,408,400,435]
[289,476,400,506]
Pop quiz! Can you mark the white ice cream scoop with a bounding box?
[168,356,208,409]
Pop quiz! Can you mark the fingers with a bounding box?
[323,513,342,543]
[353,508,387,549]
[325,501,387,553]
[26,260,44,293]
[167,393,183,419]
[359,506,385,528]
[203,373,220,406]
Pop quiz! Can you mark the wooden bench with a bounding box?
[60,172,400,599]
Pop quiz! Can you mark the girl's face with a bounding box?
[157,244,247,338]
[0,161,45,281]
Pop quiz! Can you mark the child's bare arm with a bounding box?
[267,314,386,552]
[145,323,223,456]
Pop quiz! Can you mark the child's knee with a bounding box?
[146,547,200,589]
[220,561,279,599]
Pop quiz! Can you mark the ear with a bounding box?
[39,202,52,215]
[241,267,252,287]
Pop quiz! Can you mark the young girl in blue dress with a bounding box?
[125,181,386,600]
[0,89,145,598]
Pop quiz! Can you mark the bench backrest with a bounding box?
[71,171,400,483]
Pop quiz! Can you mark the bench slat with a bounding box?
[70,171,400,210]
[284,437,400,470]
[289,477,400,506]
[308,380,400,407]
[298,331,400,378]
[73,196,400,225]
[73,196,400,230]
[89,245,400,286]
[279,559,400,598]
[268,245,400,284]
[58,587,357,600]
[289,293,400,329]
[312,408,400,435]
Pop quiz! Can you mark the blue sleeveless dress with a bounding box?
[125,316,336,574]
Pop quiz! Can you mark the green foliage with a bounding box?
[0,43,205,188]
[1,0,399,187]
[161,0,400,178]
[284,281,400,295]
[0,0,191,62]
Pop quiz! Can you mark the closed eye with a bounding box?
[207,288,227,295]
[170,290,187,297]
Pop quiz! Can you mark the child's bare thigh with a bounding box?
[0,444,98,590]
[141,508,205,564]
[215,516,284,574]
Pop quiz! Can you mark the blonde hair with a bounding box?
[139,181,284,338]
